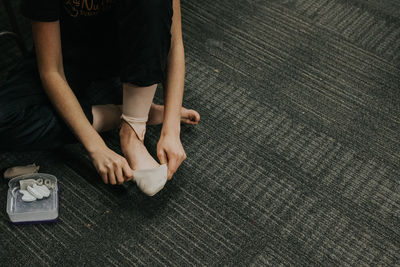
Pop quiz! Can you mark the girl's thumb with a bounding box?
[157,149,168,165]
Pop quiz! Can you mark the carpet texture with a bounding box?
[0,0,399,266]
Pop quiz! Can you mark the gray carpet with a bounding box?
[1,0,399,266]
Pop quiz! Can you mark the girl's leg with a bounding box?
[0,53,91,151]
[119,83,160,171]
[92,0,199,134]
[121,83,157,141]
[0,103,89,151]
[92,104,122,132]
[92,103,200,132]
[147,104,200,125]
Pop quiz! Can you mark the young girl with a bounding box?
[0,0,200,187]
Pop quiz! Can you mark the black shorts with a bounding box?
[0,0,173,151]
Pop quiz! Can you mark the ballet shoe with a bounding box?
[132,164,168,196]
[4,163,40,179]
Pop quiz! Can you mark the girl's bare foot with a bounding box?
[119,120,160,171]
[147,103,200,126]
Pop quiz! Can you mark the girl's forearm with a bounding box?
[32,21,105,155]
[161,0,185,136]
[40,71,106,154]
[162,41,185,136]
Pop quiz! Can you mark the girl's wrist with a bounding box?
[162,111,181,134]
[161,122,181,137]
[84,131,107,156]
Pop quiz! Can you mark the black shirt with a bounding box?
[20,0,119,78]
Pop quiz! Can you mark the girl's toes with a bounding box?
[181,107,200,125]
[189,110,199,119]
[190,110,200,123]
[187,114,199,124]
[194,112,200,122]
[183,118,197,125]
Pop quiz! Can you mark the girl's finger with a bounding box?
[108,169,117,185]
[101,172,108,184]
[115,166,124,185]
[167,157,178,180]
[122,161,134,181]
[157,148,168,165]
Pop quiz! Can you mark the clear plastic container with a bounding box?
[6,173,59,224]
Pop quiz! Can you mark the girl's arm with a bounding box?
[161,0,185,135]
[32,21,103,153]
[158,0,187,179]
[32,21,133,184]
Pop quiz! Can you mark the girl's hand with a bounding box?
[90,145,134,185]
[157,132,187,180]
